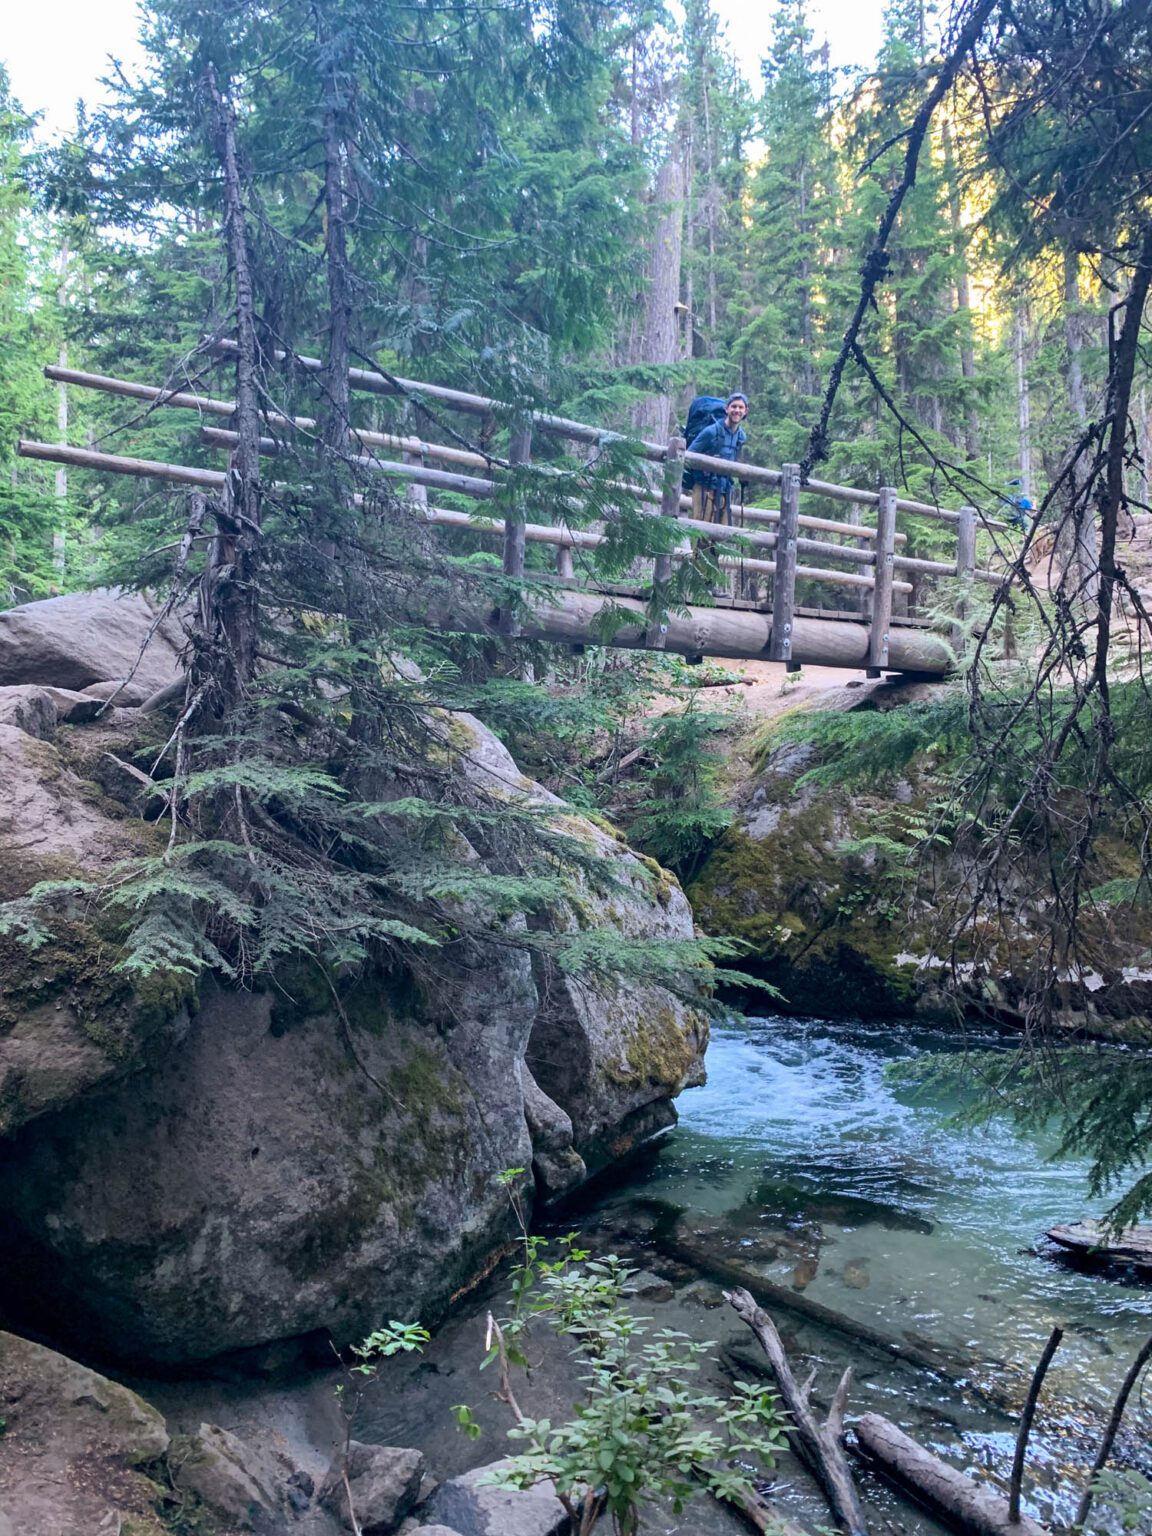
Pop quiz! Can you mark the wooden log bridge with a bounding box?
[19,356,1012,676]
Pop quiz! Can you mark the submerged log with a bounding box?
[722,1487,812,1536]
[727,1288,868,1536]
[660,1235,1004,1391]
[1045,1221,1152,1275]
[854,1414,1051,1536]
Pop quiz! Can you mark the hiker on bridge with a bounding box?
[685,391,749,526]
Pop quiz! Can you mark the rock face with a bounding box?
[0,721,190,1138]
[0,1330,170,1536]
[444,712,709,1174]
[0,594,707,1365]
[0,588,182,694]
[690,685,1152,1034]
[0,963,540,1363]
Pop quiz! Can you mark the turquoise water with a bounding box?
[631,1017,1149,1400]
[564,1016,1152,1525]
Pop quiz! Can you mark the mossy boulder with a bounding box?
[690,708,1152,1034]
[0,1330,171,1536]
[688,729,923,1019]
[0,704,707,1365]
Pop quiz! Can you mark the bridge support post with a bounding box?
[867,486,897,675]
[646,434,686,649]
[950,504,978,658]
[402,444,428,505]
[769,463,800,663]
[498,421,533,637]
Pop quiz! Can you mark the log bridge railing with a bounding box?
[18,354,1008,676]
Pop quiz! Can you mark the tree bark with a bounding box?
[632,154,685,443]
[726,1288,868,1536]
[202,65,262,699]
[1063,244,1099,604]
[942,116,979,457]
[1014,302,1032,500]
[1093,219,1152,702]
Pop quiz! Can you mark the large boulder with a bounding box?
[0,588,183,694]
[690,690,1152,1034]
[0,703,707,1365]
[448,712,710,1173]
[0,1330,169,1536]
[0,958,539,1364]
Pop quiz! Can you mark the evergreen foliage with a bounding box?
[1,0,1152,1303]
[0,69,73,602]
[626,702,735,879]
[898,1045,1152,1228]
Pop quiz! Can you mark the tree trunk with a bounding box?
[203,64,262,699]
[1014,302,1032,500]
[798,162,814,398]
[323,100,352,445]
[942,117,979,456]
[1063,244,1099,603]
[632,154,685,443]
[1092,219,1152,699]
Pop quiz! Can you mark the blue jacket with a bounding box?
[687,419,747,497]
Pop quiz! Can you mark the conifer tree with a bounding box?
[0,69,68,603]
[11,0,741,1004]
[736,0,837,461]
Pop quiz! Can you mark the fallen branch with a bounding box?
[725,1287,868,1536]
[1008,1326,1061,1523]
[593,743,647,784]
[717,1482,812,1536]
[854,1414,1050,1536]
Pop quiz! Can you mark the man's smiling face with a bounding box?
[725,398,748,429]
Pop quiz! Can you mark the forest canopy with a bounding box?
[1,0,1151,1217]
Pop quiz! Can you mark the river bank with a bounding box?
[114,1015,1151,1535]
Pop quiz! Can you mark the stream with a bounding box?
[585,1015,1151,1409]
[140,1015,1152,1533]
[359,1015,1152,1533]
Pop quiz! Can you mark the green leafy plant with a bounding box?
[454,1172,788,1536]
[351,1321,431,1373]
[1082,1468,1152,1534]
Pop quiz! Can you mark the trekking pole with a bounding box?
[738,479,746,598]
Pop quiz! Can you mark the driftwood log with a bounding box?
[854,1414,1050,1536]
[726,1287,869,1536]
[715,1484,811,1536]
[1046,1221,1152,1276]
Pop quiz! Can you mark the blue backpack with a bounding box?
[682,395,727,446]
[682,396,730,490]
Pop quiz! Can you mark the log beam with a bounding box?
[726,1287,869,1536]
[434,587,953,673]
